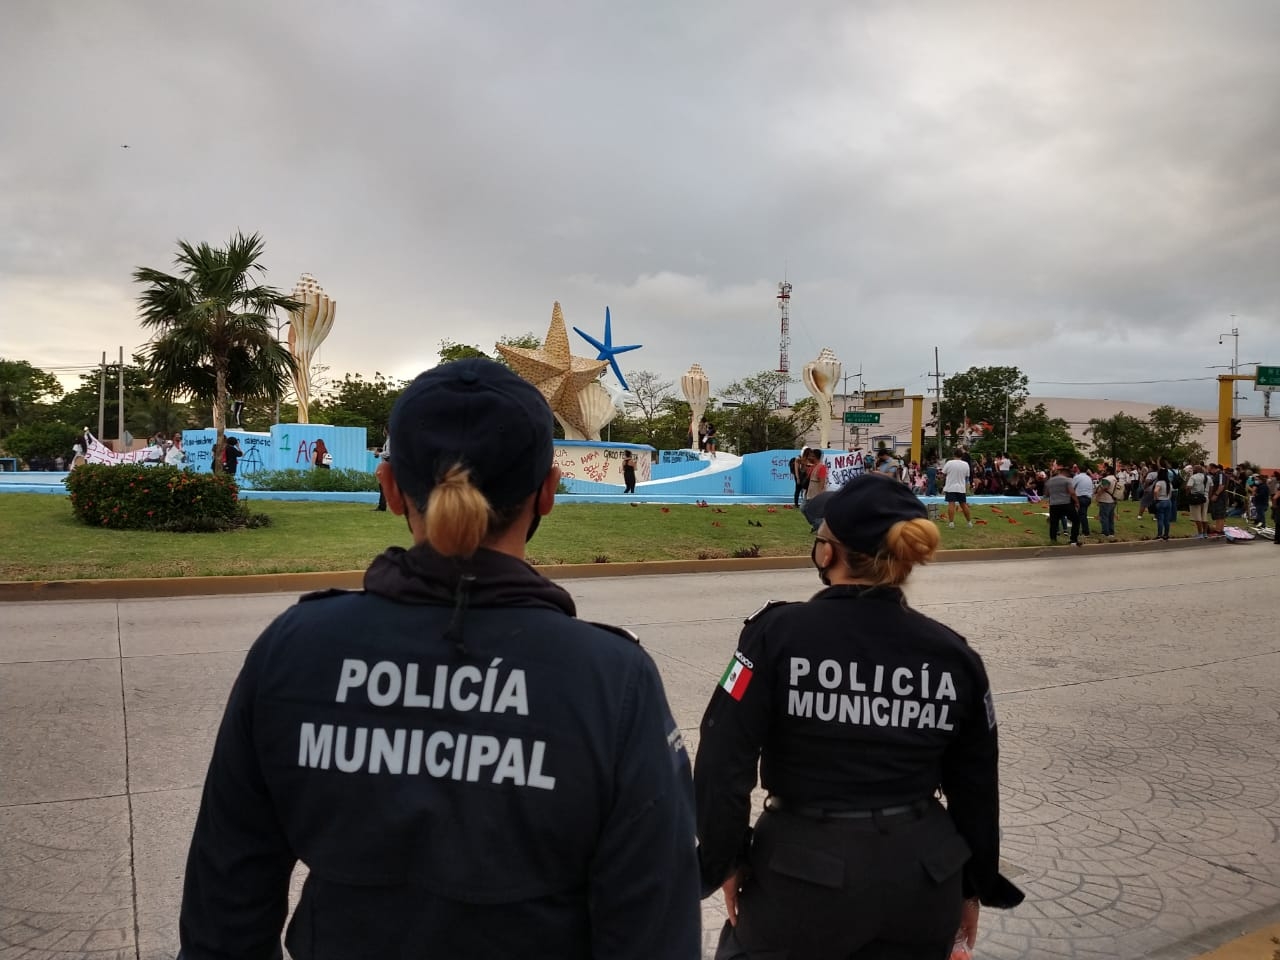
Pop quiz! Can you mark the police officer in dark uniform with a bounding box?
[178,358,700,959]
[695,473,1022,959]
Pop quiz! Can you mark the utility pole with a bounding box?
[1219,321,1240,464]
[839,364,864,450]
[930,347,945,461]
[97,351,106,440]
[117,346,125,447]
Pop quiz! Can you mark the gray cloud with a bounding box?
[2,0,1277,414]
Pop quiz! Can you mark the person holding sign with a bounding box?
[695,474,1023,960]
[177,358,699,960]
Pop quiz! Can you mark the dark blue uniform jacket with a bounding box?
[695,586,1023,909]
[178,546,700,959]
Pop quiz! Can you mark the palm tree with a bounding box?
[135,233,299,473]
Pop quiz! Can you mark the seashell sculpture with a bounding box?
[285,273,336,424]
[681,364,710,452]
[802,347,842,450]
[575,381,619,440]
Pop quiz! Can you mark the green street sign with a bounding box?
[1255,366,1280,389]
[844,411,881,424]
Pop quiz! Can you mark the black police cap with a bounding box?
[389,358,555,510]
[821,473,927,556]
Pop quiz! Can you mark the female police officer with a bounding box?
[178,358,700,959]
[695,473,1022,959]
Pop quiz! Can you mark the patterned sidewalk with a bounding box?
[2,548,1278,958]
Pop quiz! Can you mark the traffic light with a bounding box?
[1230,418,1242,441]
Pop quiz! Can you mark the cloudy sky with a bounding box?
[3,1,1278,414]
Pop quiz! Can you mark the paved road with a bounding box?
[2,549,1278,959]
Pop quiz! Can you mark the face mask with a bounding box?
[810,540,833,586]
[526,512,542,542]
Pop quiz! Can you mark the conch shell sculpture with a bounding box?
[802,347,842,450]
[285,273,336,424]
[575,381,619,441]
[681,364,710,452]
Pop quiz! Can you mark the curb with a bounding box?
[0,536,1222,603]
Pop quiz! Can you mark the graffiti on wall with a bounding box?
[554,446,652,486]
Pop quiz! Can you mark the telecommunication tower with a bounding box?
[776,280,792,406]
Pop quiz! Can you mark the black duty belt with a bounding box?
[764,796,931,820]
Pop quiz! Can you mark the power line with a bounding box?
[1030,376,1217,386]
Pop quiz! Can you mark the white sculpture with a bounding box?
[681,364,710,452]
[574,380,620,440]
[285,273,336,424]
[802,347,842,450]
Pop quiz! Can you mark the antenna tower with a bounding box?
[776,280,792,406]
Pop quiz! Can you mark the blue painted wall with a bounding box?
[180,424,369,481]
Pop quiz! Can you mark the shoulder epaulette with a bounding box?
[744,600,795,624]
[299,587,359,603]
[586,621,640,644]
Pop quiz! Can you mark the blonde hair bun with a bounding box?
[883,518,939,566]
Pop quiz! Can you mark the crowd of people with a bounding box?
[794,444,1278,546]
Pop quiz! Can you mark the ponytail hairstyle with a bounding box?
[423,463,528,558]
[839,518,940,586]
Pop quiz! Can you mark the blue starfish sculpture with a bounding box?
[573,306,642,391]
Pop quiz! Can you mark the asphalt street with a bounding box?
[2,548,1278,959]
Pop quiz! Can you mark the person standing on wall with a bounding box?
[176,358,700,960]
[622,450,637,494]
[696,475,1023,960]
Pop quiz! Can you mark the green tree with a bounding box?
[438,340,491,364]
[321,373,406,439]
[52,355,198,441]
[0,359,63,436]
[939,366,1029,444]
[1086,412,1152,464]
[135,232,299,472]
[718,372,818,453]
[1006,403,1082,467]
[621,370,674,447]
[1146,405,1207,464]
[1,420,80,464]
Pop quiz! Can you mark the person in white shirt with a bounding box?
[941,448,973,528]
[1070,467,1096,536]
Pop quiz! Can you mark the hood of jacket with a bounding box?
[363,544,576,617]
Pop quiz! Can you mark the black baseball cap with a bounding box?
[821,473,927,556]
[389,358,554,510]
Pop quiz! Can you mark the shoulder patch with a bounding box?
[586,621,640,644]
[744,600,795,624]
[983,689,998,731]
[299,587,358,603]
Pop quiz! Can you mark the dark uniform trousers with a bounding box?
[716,799,968,960]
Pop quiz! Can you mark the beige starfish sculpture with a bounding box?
[496,302,608,438]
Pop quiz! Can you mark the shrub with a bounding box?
[65,464,244,531]
[248,467,378,492]
[731,544,762,559]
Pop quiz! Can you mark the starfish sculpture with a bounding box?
[496,302,608,437]
[573,306,642,391]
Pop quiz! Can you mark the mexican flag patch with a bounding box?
[719,652,754,701]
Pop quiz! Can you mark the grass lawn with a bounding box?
[0,494,1216,582]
